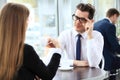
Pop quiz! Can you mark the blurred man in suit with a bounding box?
[94,8,120,71]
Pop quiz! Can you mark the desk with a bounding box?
[53,67,108,80]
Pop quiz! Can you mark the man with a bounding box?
[94,8,120,70]
[47,3,104,68]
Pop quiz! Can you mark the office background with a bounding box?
[0,0,120,56]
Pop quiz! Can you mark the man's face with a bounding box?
[73,9,89,33]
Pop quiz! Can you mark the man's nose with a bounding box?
[76,19,82,24]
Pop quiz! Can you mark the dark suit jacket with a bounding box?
[94,18,120,70]
[14,44,61,80]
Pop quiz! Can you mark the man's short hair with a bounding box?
[106,8,119,17]
[76,3,95,20]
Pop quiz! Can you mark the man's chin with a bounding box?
[75,28,85,33]
[76,30,84,33]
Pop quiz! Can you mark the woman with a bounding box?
[0,3,61,80]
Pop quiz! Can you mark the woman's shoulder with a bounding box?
[24,44,34,51]
[24,44,33,48]
[23,44,35,55]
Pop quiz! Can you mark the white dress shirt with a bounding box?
[43,29,104,68]
[57,29,104,68]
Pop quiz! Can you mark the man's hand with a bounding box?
[85,18,94,39]
[73,60,89,67]
[46,38,61,48]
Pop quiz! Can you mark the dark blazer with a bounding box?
[94,18,120,70]
[15,44,61,80]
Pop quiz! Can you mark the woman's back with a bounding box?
[15,44,61,80]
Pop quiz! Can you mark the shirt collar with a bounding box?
[72,28,87,39]
[105,17,112,23]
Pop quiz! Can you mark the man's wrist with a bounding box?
[73,60,89,66]
[73,60,78,66]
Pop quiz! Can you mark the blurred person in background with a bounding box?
[94,8,120,80]
[94,8,120,71]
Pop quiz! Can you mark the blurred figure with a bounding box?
[0,3,61,80]
[94,8,120,71]
[48,3,104,68]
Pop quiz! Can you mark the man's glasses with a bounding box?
[72,14,87,23]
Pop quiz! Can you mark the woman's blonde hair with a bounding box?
[0,3,29,80]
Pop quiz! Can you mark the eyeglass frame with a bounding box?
[72,14,87,23]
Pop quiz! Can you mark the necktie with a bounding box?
[76,34,81,60]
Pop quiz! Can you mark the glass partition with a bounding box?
[0,0,6,8]
[94,0,116,21]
